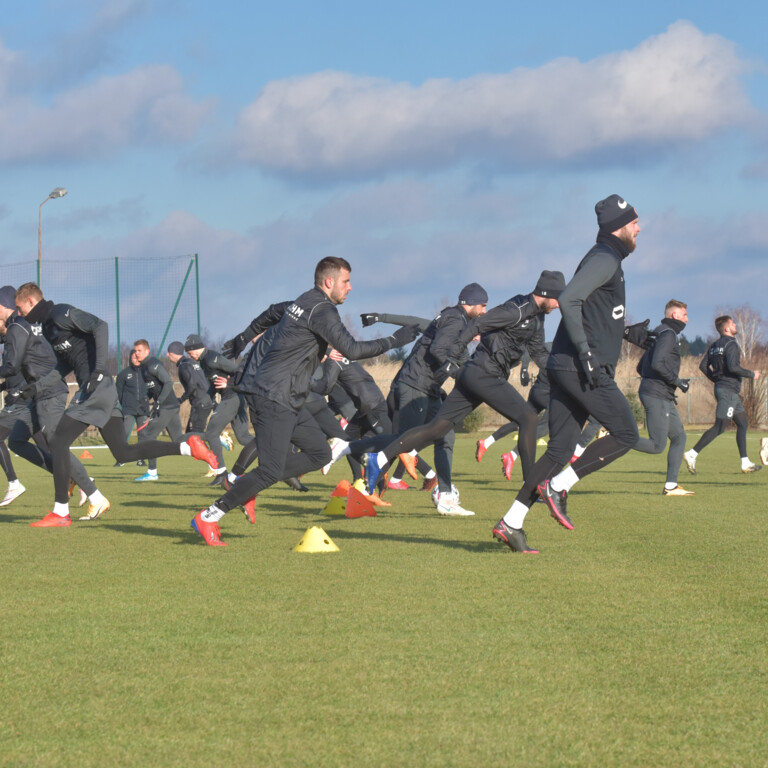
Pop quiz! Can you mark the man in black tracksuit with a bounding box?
[359,271,564,517]
[633,299,693,495]
[191,256,419,546]
[184,334,251,486]
[166,341,212,433]
[683,315,763,474]
[492,194,649,553]
[133,339,183,481]
[15,282,217,527]
[0,287,104,512]
[115,349,150,439]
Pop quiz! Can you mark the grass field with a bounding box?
[2,431,767,767]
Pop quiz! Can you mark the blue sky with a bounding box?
[2,0,767,346]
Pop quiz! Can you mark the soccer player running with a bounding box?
[633,300,694,495]
[191,256,419,546]
[361,271,564,516]
[166,341,213,433]
[684,315,763,474]
[132,339,184,482]
[0,286,106,515]
[14,283,218,527]
[492,194,648,553]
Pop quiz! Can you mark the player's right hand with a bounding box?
[520,368,530,387]
[223,332,249,359]
[360,313,379,327]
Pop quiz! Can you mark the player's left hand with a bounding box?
[623,319,654,349]
[360,313,379,327]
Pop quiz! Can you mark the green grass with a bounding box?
[1,432,767,767]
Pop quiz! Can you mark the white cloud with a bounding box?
[232,21,755,178]
[0,65,214,164]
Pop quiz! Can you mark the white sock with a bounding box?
[484,435,495,448]
[179,441,191,456]
[228,472,239,484]
[376,451,388,469]
[503,500,529,529]
[216,467,226,475]
[409,449,417,457]
[148,469,158,477]
[9,479,21,490]
[53,501,70,518]
[686,448,698,458]
[88,490,106,505]
[201,504,225,523]
[573,443,586,458]
[509,450,518,461]
[425,469,436,479]
[551,465,579,494]
[741,457,753,469]
[664,482,677,490]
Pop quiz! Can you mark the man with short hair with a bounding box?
[191,256,419,546]
[492,194,649,553]
[115,349,150,440]
[133,339,183,482]
[684,315,763,474]
[633,299,694,495]
[0,285,108,515]
[15,282,218,527]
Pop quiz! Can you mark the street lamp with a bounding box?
[38,186,68,285]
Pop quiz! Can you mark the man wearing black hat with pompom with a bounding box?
[493,195,650,553]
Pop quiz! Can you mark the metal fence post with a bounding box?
[115,256,121,373]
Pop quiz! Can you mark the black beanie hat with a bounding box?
[167,341,184,355]
[458,283,488,305]
[533,270,565,299]
[595,194,637,233]
[184,334,205,351]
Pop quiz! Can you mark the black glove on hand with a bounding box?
[223,332,249,360]
[438,359,461,379]
[390,324,419,348]
[0,380,6,393]
[150,401,160,418]
[87,370,105,394]
[676,378,690,393]
[520,368,530,387]
[20,382,37,400]
[579,351,601,388]
[360,313,379,327]
[623,319,654,349]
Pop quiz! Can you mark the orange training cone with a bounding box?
[345,487,377,518]
[80,450,93,459]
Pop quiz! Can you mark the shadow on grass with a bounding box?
[316,528,501,554]
[100,521,246,544]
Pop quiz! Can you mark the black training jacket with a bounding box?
[699,335,754,394]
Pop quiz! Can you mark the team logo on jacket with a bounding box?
[287,304,305,321]
[612,305,625,320]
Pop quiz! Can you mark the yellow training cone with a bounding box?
[322,496,347,516]
[293,526,340,553]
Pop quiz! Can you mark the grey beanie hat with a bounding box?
[0,285,16,310]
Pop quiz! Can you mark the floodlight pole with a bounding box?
[38,187,68,286]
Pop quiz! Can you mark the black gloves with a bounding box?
[223,332,249,360]
[579,351,600,388]
[520,368,530,387]
[20,382,37,400]
[390,324,419,348]
[150,401,160,418]
[438,359,461,379]
[623,319,655,349]
[360,313,379,327]
[87,370,105,394]
[676,378,690,393]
